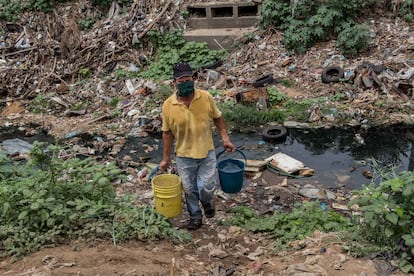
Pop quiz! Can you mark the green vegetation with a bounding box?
[29,93,53,114]
[216,88,349,127]
[267,87,289,106]
[349,170,414,273]
[70,101,89,111]
[281,79,293,87]
[0,0,133,21]
[259,0,371,55]
[79,68,91,78]
[208,89,222,97]
[109,97,120,108]
[224,201,351,253]
[223,169,414,272]
[219,102,285,129]
[336,24,372,56]
[79,18,98,31]
[113,68,138,80]
[0,143,191,257]
[139,30,227,80]
[0,0,52,21]
[400,0,414,22]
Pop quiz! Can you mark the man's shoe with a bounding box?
[186,220,202,230]
[204,207,215,218]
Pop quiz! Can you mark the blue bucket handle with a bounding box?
[216,149,247,166]
[148,165,159,182]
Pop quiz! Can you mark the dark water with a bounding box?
[1,125,413,190]
[0,126,56,145]
[225,126,414,189]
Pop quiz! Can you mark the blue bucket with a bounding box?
[217,149,246,193]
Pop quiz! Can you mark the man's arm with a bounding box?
[213,116,235,152]
[160,130,174,170]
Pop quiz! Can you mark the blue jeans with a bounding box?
[176,150,217,221]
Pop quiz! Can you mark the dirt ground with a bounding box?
[0,170,408,275]
[0,233,394,275]
[1,1,414,275]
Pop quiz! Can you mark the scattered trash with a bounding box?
[265,152,306,175]
[1,138,33,155]
[298,186,336,200]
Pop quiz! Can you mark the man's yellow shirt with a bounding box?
[161,89,222,159]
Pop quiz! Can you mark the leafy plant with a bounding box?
[113,68,137,80]
[29,93,53,114]
[267,87,289,106]
[282,99,314,121]
[0,0,70,21]
[349,170,414,273]
[259,0,364,54]
[147,29,186,49]
[329,92,346,101]
[0,0,23,21]
[224,201,351,252]
[70,101,89,111]
[0,143,191,257]
[281,79,293,87]
[400,0,414,22]
[79,18,97,31]
[140,30,227,80]
[259,0,291,28]
[79,68,91,78]
[218,102,285,130]
[109,97,120,108]
[208,89,222,97]
[336,24,371,56]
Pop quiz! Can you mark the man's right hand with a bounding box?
[159,159,169,171]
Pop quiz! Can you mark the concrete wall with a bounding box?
[182,1,261,50]
[185,1,261,29]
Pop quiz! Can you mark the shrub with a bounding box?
[336,24,372,56]
[259,0,364,54]
[140,31,227,80]
[0,143,191,257]
[349,170,414,273]
[400,0,414,22]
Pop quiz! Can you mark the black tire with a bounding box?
[321,66,344,83]
[253,74,274,88]
[262,126,287,143]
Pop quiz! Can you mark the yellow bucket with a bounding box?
[151,174,182,218]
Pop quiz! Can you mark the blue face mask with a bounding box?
[177,81,195,97]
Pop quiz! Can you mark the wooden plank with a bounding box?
[244,166,263,172]
[245,159,266,168]
[236,159,267,172]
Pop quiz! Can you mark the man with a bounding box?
[159,61,235,230]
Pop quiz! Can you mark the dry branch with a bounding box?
[138,1,172,39]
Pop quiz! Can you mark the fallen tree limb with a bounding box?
[3,47,37,57]
[138,0,172,39]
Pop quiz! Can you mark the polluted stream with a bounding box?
[229,126,414,190]
[119,125,414,190]
[1,125,413,191]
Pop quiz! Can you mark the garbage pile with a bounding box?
[225,18,414,97]
[0,0,185,100]
[1,1,414,133]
